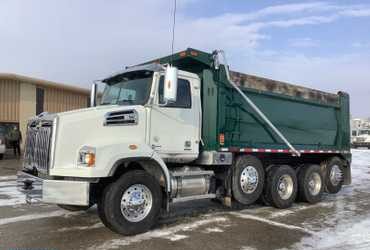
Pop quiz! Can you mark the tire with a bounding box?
[263,165,298,209]
[324,157,344,194]
[98,170,162,235]
[0,154,3,160]
[298,165,323,204]
[57,204,91,211]
[232,155,264,205]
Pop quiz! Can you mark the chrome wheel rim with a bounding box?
[277,174,294,200]
[329,165,342,186]
[120,184,153,222]
[308,172,322,196]
[240,166,259,194]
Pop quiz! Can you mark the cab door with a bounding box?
[149,71,201,162]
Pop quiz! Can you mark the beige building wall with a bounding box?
[19,83,36,147]
[0,74,90,149]
[44,87,88,113]
[0,79,20,123]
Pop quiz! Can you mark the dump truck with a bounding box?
[17,48,351,235]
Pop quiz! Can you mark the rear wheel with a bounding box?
[298,165,323,204]
[98,170,162,235]
[232,155,265,205]
[264,165,298,209]
[324,157,344,194]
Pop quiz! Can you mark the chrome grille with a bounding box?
[23,120,53,173]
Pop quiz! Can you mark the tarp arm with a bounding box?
[213,50,301,157]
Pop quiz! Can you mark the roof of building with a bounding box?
[0,73,90,95]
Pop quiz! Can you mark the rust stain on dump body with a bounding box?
[230,71,339,106]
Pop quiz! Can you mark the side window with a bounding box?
[158,76,192,108]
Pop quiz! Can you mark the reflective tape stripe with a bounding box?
[219,148,349,154]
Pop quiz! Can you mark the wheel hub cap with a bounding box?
[120,184,153,222]
[240,166,259,194]
[277,174,294,200]
[329,165,342,186]
[308,172,322,196]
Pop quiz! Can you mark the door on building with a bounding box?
[36,88,44,115]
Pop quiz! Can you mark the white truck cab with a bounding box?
[18,63,207,235]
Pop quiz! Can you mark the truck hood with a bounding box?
[57,104,129,117]
[51,105,148,170]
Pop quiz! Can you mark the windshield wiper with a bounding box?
[117,99,135,105]
[100,102,113,106]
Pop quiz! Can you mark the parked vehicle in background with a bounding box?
[352,129,370,149]
[0,127,6,160]
[18,48,351,235]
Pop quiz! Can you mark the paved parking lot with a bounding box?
[1,150,370,250]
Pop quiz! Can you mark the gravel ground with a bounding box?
[0,149,369,250]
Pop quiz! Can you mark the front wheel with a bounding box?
[98,170,162,235]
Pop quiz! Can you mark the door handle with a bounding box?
[151,144,162,150]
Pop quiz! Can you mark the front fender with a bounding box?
[105,144,171,193]
[50,142,171,192]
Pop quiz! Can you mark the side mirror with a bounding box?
[163,66,178,103]
[90,83,97,107]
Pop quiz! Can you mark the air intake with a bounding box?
[104,110,138,126]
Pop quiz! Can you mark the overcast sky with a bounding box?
[1,0,370,117]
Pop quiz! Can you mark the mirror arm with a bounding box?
[158,100,169,107]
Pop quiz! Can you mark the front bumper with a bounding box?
[17,171,90,206]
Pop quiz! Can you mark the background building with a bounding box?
[0,73,91,147]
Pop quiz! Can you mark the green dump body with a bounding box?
[149,48,351,160]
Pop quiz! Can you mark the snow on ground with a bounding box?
[0,175,16,181]
[88,216,229,250]
[298,217,370,250]
[0,176,26,207]
[1,150,370,250]
[349,149,370,186]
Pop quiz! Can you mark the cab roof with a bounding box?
[139,48,214,74]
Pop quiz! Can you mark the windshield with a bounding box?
[359,130,370,135]
[101,70,153,106]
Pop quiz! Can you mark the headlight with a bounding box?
[78,146,96,167]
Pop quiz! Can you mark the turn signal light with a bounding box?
[84,153,95,167]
